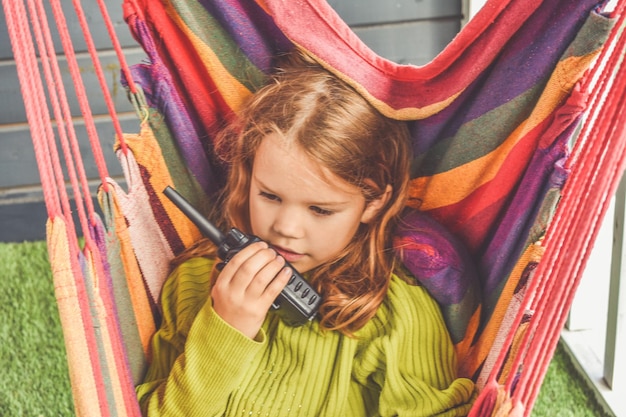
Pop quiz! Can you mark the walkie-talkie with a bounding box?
[163,186,321,327]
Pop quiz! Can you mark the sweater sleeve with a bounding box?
[353,276,476,417]
[136,257,266,416]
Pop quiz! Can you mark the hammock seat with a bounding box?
[4,0,626,416]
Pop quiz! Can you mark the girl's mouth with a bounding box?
[273,245,305,263]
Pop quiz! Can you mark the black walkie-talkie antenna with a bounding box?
[163,186,225,244]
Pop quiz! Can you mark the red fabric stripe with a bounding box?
[126,0,233,139]
[138,163,186,256]
[265,0,542,111]
[427,115,555,251]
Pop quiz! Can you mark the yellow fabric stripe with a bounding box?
[47,218,101,415]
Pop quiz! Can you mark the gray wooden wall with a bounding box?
[0,0,462,242]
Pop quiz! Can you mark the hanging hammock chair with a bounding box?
[4,0,626,415]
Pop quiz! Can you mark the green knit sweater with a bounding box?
[136,257,475,416]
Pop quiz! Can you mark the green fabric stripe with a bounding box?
[168,0,266,92]
[411,82,545,178]
[98,190,148,386]
[128,87,210,214]
[562,11,615,60]
[81,247,119,417]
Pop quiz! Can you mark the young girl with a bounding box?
[136,51,475,416]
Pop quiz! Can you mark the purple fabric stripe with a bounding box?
[394,209,481,343]
[124,18,219,197]
[479,121,576,318]
[411,0,601,155]
[198,0,292,74]
[464,0,599,123]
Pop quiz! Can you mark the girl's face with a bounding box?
[248,134,381,273]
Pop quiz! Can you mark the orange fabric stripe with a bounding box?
[164,0,253,113]
[123,125,202,249]
[107,190,156,356]
[454,305,482,378]
[409,53,597,211]
[465,243,544,385]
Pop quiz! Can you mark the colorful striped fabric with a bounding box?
[47,217,104,416]
[119,0,614,387]
[47,215,142,416]
[6,0,620,414]
[98,111,207,380]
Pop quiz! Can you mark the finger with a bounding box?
[227,246,281,290]
[246,254,286,294]
[218,241,269,282]
[259,266,293,305]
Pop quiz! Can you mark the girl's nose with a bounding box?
[271,206,304,239]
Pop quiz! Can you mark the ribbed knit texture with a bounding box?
[136,257,475,416]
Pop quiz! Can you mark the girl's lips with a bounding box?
[273,246,304,263]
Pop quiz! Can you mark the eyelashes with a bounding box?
[310,206,333,216]
[259,191,280,202]
[258,191,334,216]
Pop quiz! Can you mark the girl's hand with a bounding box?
[211,241,292,339]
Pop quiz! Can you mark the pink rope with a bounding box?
[47,0,111,197]
[27,0,112,405]
[28,0,94,250]
[469,8,626,415]
[519,50,626,413]
[521,0,626,376]
[92,0,140,155]
[95,0,139,97]
[568,0,626,169]
[3,0,61,218]
[68,0,130,158]
[509,12,626,414]
[6,0,81,254]
[2,2,110,413]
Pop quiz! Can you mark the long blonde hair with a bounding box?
[180,51,412,335]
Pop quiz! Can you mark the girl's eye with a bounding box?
[310,206,333,216]
[259,191,281,202]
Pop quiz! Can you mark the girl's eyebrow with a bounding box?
[255,177,353,208]
[308,200,351,208]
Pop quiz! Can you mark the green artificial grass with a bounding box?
[0,240,74,416]
[533,343,612,417]
[0,240,611,416]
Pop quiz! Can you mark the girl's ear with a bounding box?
[360,185,392,224]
